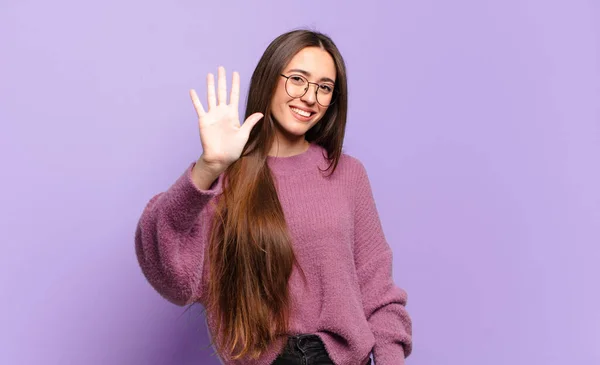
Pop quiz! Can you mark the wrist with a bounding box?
[191,157,224,190]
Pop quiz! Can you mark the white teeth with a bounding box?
[291,107,311,117]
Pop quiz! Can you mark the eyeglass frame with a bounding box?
[279,74,338,107]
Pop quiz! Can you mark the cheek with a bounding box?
[316,106,328,118]
[269,91,287,113]
[272,93,291,115]
[273,82,290,104]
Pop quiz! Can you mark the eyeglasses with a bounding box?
[280,74,337,107]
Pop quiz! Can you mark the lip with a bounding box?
[289,105,316,114]
[289,105,316,122]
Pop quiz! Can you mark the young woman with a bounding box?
[135,29,412,365]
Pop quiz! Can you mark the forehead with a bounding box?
[284,47,336,81]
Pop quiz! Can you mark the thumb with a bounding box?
[240,112,264,136]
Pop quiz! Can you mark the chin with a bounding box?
[279,123,313,137]
[272,106,322,137]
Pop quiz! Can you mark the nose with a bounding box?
[300,84,318,105]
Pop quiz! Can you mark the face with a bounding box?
[270,46,337,140]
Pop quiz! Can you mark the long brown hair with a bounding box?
[203,29,348,360]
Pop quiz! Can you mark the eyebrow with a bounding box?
[286,68,335,84]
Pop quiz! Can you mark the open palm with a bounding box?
[189,66,263,170]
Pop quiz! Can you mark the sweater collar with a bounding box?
[266,142,325,175]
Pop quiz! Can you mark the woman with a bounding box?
[135,29,412,365]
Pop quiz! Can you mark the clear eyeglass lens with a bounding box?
[285,75,335,106]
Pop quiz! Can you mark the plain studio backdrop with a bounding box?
[1,0,598,364]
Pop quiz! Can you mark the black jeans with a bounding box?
[271,334,372,365]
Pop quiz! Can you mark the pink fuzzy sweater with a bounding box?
[135,143,412,365]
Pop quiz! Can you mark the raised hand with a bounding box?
[189,66,263,173]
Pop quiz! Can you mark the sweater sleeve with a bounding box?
[353,160,413,365]
[134,162,223,306]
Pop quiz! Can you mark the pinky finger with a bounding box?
[189,89,206,118]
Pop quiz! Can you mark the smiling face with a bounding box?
[270,46,337,141]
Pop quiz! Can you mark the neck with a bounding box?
[267,136,310,158]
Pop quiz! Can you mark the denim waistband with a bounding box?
[284,333,322,349]
[282,334,371,365]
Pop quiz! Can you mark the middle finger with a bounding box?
[217,66,227,105]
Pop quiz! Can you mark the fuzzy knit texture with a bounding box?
[135,142,412,365]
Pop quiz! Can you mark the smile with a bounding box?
[290,106,315,120]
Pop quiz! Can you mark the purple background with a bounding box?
[1,0,599,364]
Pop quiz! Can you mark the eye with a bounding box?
[289,75,306,85]
[319,84,334,94]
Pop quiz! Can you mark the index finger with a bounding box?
[189,89,206,118]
